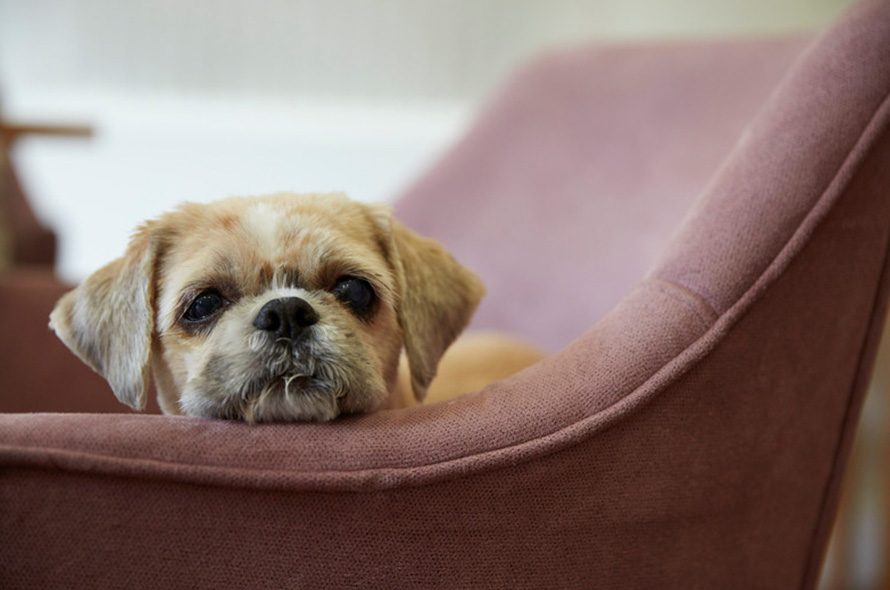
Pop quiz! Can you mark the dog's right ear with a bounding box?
[384,218,485,403]
[49,224,158,411]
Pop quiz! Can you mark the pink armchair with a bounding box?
[2,0,889,587]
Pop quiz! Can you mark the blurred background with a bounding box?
[0,0,879,588]
[0,0,858,281]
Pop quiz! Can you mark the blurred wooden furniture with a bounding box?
[0,98,92,266]
[0,97,160,414]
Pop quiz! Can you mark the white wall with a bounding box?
[0,0,857,101]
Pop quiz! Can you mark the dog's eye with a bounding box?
[332,276,375,316]
[184,290,225,323]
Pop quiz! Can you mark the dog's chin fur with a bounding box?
[50,192,486,422]
[181,376,343,423]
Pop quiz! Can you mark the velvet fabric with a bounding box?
[3,1,890,587]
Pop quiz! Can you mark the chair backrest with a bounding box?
[395,34,808,351]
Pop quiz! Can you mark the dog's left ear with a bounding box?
[375,212,485,402]
[49,225,159,410]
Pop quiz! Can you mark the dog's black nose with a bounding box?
[253,297,319,340]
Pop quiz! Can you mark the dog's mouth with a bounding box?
[276,371,351,397]
[279,372,315,394]
[181,361,345,423]
[229,369,343,422]
[180,334,384,423]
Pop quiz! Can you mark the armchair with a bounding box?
[2,0,889,587]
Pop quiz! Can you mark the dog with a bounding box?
[50,192,542,422]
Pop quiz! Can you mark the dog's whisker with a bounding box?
[283,373,307,397]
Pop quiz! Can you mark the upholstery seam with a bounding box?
[797,111,890,588]
[800,186,890,588]
[642,278,719,330]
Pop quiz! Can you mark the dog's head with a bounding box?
[50,193,484,422]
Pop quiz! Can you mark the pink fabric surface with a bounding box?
[395,36,808,351]
[2,1,890,588]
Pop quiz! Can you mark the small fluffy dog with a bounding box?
[50,192,541,422]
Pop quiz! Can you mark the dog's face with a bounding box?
[50,193,484,422]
